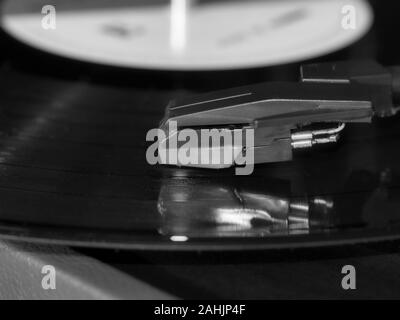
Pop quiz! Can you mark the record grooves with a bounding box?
[0,67,398,250]
[0,0,399,251]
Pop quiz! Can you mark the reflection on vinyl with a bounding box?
[158,176,334,238]
[158,169,400,242]
[2,0,373,70]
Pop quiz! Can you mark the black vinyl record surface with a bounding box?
[0,0,399,251]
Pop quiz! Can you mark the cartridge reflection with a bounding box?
[157,176,334,238]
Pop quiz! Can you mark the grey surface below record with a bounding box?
[0,240,176,299]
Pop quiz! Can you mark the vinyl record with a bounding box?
[0,66,398,251]
[0,0,400,251]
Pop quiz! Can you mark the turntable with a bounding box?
[0,0,400,299]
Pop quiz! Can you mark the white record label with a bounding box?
[1,0,373,70]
